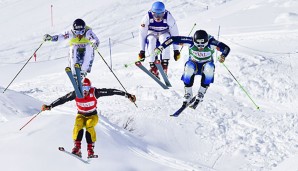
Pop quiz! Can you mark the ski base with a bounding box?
[65,67,83,98]
[58,147,89,163]
[135,61,169,89]
[170,97,196,117]
[154,60,172,87]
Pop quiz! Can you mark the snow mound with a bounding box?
[274,12,298,24]
[0,86,42,122]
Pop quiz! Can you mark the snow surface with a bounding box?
[0,0,298,170]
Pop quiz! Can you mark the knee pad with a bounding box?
[202,62,215,85]
[181,61,196,85]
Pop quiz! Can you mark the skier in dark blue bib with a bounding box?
[138,1,180,79]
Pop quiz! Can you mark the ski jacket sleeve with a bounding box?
[160,36,193,49]
[139,14,150,51]
[85,29,100,48]
[209,37,230,57]
[50,91,76,108]
[94,88,127,98]
[166,12,179,50]
[51,30,74,42]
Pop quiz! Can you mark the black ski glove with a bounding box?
[138,50,145,62]
[173,50,180,61]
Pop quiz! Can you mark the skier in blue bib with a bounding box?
[155,30,230,107]
[138,1,180,79]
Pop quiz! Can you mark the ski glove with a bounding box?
[154,46,164,56]
[41,104,52,111]
[173,50,180,61]
[91,42,99,50]
[219,55,226,63]
[80,71,87,80]
[43,34,52,41]
[138,50,145,62]
[126,93,136,103]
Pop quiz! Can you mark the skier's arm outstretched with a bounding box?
[41,91,76,111]
[94,88,136,102]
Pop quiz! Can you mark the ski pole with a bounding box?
[93,47,138,108]
[220,61,260,110]
[19,110,42,131]
[179,23,196,52]
[3,41,45,93]
[124,54,152,68]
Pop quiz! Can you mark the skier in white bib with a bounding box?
[43,18,99,79]
[155,30,230,108]
[138,1,180,79]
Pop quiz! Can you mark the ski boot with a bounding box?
[71,141,82,157]
[87,143,95,158]
[183,87,193,106]
[149,62,160,79]
[190,86,207,109]
[161,59,169,76]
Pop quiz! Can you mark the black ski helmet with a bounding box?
[193,30,208,47]
[73,18,86,31]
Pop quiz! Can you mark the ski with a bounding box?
[189,99,200,109]
[154,60,172,87]
[65,67,83,98]
[58,147,89,164]
[135,61,169,89]
[74,63,83,94]
[170,96,196,117]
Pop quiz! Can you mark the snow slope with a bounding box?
[0,0,298,170]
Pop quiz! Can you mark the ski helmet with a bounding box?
[151,1,165,14]
[73,18,86,35]
[151,1,165,19]
[193,30,209,48]
[82,78,91,92]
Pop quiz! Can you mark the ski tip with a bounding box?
[87,155,98,159]
[65,67,71,71]
[58,147,65,151]
[135,61,142,66]
[74,63,81,68]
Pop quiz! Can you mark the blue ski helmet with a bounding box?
[151,1,165,14]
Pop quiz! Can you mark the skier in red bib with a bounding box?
[41,78,136,158]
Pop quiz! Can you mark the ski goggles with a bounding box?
[194,41,208,48]
[73,29,85,36]
[82,86,90,92]
[152,12,165,19]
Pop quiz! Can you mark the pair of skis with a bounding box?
[135,60,171,89]
[135,60,201,117]
[58,147,98,163]
[65,63,84,98]
[170,97,201,117]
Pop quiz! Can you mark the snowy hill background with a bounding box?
[0,0,298,170]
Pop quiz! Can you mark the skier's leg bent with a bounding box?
[181,60,197,104]
[80,46,93,76]
[85,115,98,156]
[197,62,215,102]
[72,114,85,155]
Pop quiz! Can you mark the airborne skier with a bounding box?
[41,78,136,158]
[138,1,180,79]
[155,30,230,110]
[43,18,99,79]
